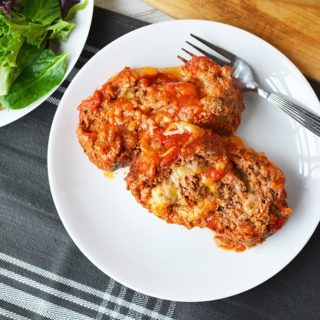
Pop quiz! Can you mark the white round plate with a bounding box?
[48,20,320,302]
[0,0,94,127]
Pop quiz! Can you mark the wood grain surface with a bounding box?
[95,0,171,23]
[144,0,320,81]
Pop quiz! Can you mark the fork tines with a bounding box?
[190,34,235,61]
[177,55,188,64]
[180,34,234,67]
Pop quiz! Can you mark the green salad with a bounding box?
[0,0,87,110]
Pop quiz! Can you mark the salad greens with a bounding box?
[65,0,87,20]
[20,0,62,25]
[0,0,84,110]
[1,50,67,109]
[60,0,83,19]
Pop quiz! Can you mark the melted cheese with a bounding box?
[132,66,183,79]
[148,155,227,222]
[160,66,183,79]
[243,194,259,216]
[163,121,203,137]
[135,67,158,76]
[149,162,205,216]
[192,198,217,218]
[103,171,116,179]
[149,182,178,214]
[171,163,202,181]
[202,176,217,194]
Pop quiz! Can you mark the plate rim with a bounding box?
[48,18,320,302]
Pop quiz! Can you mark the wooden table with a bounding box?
[96,0,320,82]
[95,0,171,23]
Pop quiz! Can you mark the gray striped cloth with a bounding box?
[1,7,320,320]
[0,8,175,320]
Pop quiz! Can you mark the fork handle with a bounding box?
[258,89,320,137]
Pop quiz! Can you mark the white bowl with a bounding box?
[0,0,94,127]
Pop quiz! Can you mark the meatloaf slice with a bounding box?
[77,56,244,171]
[126,122,292,251]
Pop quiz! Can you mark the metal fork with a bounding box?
[180,34,320,137]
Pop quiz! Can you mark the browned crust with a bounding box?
[77,57,244,171]
[126,124,292,251]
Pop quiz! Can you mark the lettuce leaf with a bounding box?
[60,0,80,18]
[65,0,87,20]
[0,0,82,107]
[0,43,44,95]
[20,0,61,25]
[48,19,74,41]
[16,42,45,67]
[0,12,23,94]
[0,12,23,67]
[0,34,22,67]
[0,0,20,18]
[0,66,21,95]
[0,12,9,35]
[0,50,68,109]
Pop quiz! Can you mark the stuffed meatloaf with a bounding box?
[126,122,292,251]
[77,56,244,171]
